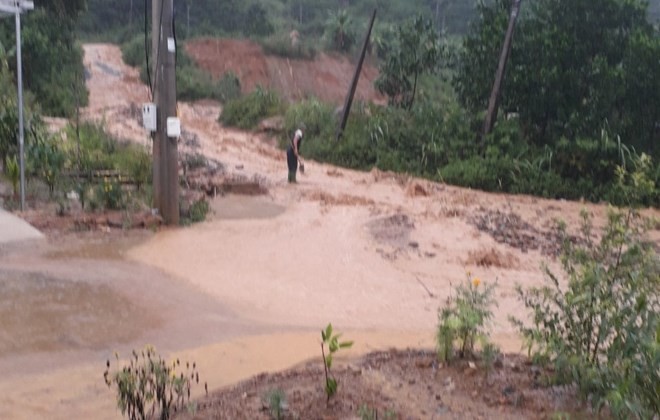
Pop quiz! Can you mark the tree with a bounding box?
[455,0,660,153]
[324,9,355,51]
[375,16,440,109]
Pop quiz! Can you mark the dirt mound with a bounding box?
[185,38,385,105]
[177,349,587,420]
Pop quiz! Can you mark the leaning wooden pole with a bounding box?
[336,8,377,141]
[482,0,522,137]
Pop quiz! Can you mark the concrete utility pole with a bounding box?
[336,8,377,141]
[482,0,522,136]
[152,0,179,224]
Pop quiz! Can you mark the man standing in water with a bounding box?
[287,126,304,183]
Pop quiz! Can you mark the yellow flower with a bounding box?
[472,277,481,288]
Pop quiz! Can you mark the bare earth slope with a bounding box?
[0,43,656,419]
[185,38,385,104]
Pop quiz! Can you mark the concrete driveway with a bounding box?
[0,207,42,244]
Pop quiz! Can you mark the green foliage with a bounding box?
[103,346,205,420]
[220,87,282,129]
[263,388,287,420]
[375,16,441,109]
[436,275,497,362]
[455,0,660,152]
[0,3,88,117]
[511,209,660,419]
[94,178,125,210]
[321,323,353,403]
[610,153,659,207]
[27,132,66,195]
[119,146,151,192]
[323,9,355,52]
[5,155,18,197]
[216,72,242,103]
[188,199,209,224]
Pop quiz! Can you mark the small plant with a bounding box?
[5,154,18,197]
[436,275,497,363]
[263,388,287,420]
[511,208,659,418]
[321,323,353,403]
[481,341,501,379]
[103,346,206,420]
[96,177,125,210]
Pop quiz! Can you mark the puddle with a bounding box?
[0,271,159,356]
[210,194,285,220]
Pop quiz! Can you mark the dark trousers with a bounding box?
[286,146,297,183]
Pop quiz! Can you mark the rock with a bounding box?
[468,361,477,369]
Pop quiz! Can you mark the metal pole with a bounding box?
[15,10,25,211]
[336,8,377,141]
[482,0,522,137]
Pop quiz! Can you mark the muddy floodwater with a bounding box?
[210,194,285,220]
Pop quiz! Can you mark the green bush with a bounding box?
[220,87,282,129]
[437,275,497,363]
[95,178,125,210]
[119,146,151,192]
[511,209,659,418]
[103,346,205,420]
[5,155,18,197]
[216,72,241,103]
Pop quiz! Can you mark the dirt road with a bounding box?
[0,44,657,419]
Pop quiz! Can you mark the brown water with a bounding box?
[0,270,156,356]
[210,194,286,220]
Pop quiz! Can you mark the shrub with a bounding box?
[220,87,282,129]
[103,346,206,420]
[120,147,152,192]
[95,178,125,210]
[436,275,497,363]
[510,208,659,418]
[5,155,18,197]
[216,72,241,103]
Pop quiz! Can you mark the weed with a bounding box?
[481,341,501,379]
[103,346,207,420]
[321,323,353,403]
[436,275,497,363]
[263,388,287,420]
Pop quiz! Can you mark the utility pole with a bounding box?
[482,0,522,136]
[152,0,179,224]
[336,8,377,141]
